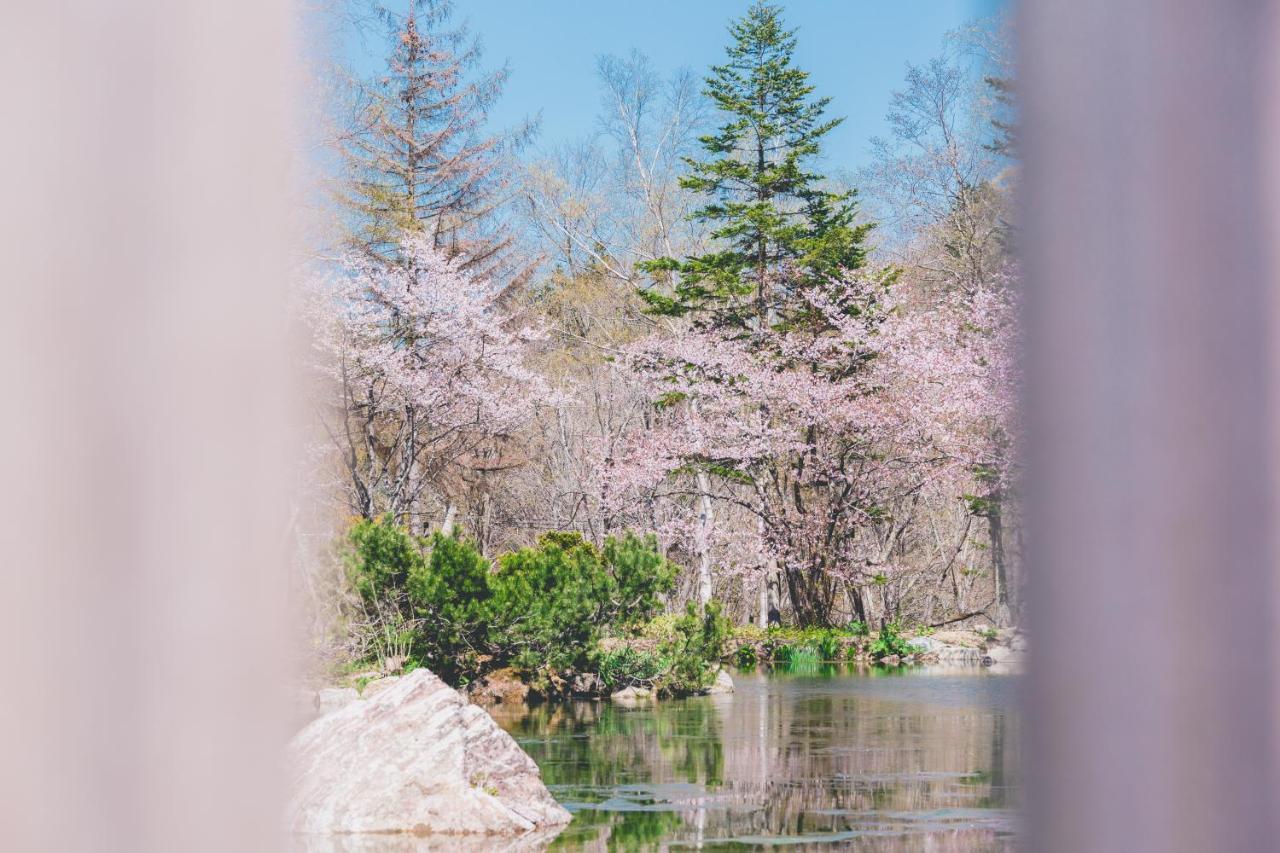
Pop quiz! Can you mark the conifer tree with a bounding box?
[639,1,873,332]
[341,0,530,281]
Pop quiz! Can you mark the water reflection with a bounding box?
[492,664,1020,850]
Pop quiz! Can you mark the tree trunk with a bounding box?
[986,488,1010,626]
[694,471,714,607]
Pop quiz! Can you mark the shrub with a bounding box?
[596,646,664,690]
[345,515,424,604]
[816,630,842,661]
[405,530,494,680]
[343,520,685,692]
[490,531,677,680]
[343,516,426,667]
[489,532,610,675]
[602,533,677,627]
[869,621,913,661]
[657,600,730,694]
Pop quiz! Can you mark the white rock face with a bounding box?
[289,669,571,837]
[315,687,359,717]
[704,669,735,695]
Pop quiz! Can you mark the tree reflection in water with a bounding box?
[493,665,1020,850]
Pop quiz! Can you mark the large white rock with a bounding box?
[703,669,735,695]
[288,668,571,838]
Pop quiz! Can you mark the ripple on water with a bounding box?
[497,664,1020,850]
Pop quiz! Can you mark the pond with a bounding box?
[491,664,1020,851]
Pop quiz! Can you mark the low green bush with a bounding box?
[341,518,685,693]
[490,531,676,680]
[596,646,665,690]
[869,621,914,661]
[657,601,730,694]
[406,530,494,680]
[816,630,842,661]
[345,515,423,603]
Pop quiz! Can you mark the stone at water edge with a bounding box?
[704,669,735,695]
[982,644,1026,669]
[289,668,571,837]
[468,667,531,707]
[610,685,655,706]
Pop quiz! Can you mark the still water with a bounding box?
[492,664,1020,851]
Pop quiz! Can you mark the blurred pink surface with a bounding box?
[0,2,298,851]
[1022,0,1280,850]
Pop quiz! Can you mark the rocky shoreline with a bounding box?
[302,625,1026,724]
[289,627,1025,843]
[289,669,570,839]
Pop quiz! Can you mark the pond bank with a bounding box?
[303,626,1026,721]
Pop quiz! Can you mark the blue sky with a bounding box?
[345,1,1005,173]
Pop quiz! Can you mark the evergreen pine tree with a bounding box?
[639,1,873,332]
[341,0,531,281]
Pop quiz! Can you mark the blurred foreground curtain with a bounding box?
[1023,1,1280,851]
[0,2,296,852]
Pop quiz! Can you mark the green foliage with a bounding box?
[638,1,873,332]
[599,602,733,696]
[491,531,676,678]
[657,601,731,694]
[405,530,494,680]
[596,646,665,691]
[601,532,679,627]
[846,619,870,637]
[639,612,683,641]
[734,644,758,668]
[345,515,425,603]
[747,622,865,660]
[774,644,820,666]
[342,519,719,695]
[977,626,999,642]
[816,631,843,661]
[869,622,914,661]
[491,532,616,674]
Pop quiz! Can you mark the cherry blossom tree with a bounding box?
[603,266,1018,626]
[310,235,550,535]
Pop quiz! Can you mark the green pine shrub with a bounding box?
[405,530,494,681]
[342,518,720,695]
[656,601,731,694]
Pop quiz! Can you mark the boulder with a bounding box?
[360,675,400,700]
[703,669,735,695]
[610,686,655,706]
[930,630,986,648]
[468,667,530,707]
[982,644,1027,671]
[570,671,604,696]
[911,632,986,664]
[315,687,358,717]
[289,668,571,837]
[937,646,984,665]
[293,830,564,852]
